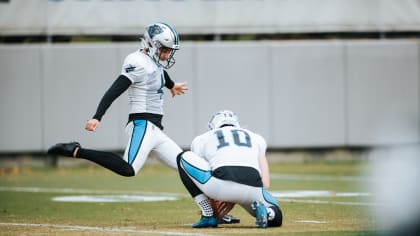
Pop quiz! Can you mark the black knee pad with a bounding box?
[176,150,203,198]
[176,150,187,168]
[268,205,283,227]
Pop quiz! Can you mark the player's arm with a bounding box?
[164,70,174,89]
[85,75,132,131]
[164,70,188,97]
[256,134,270,189]
[259,154,270,189]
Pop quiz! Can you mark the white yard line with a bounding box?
[280,198,377,206]
[271,174,366,182]
[293,220,328,224]
[0,222,213,236]
[0,186,183,196]
[270,190,370,198]
[51,195,178,202]
[0,186,376,205]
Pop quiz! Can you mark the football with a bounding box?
[208,198,236,219]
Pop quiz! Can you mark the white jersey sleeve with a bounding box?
[121,52,147,83]
[119,50,165,115]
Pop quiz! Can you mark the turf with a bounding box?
[0,158,377,235]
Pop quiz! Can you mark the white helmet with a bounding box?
[208,110,240,130]
[141,22,180,69]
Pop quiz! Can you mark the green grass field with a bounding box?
[0,156,377,235]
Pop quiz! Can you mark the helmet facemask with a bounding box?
[154,42,177,69]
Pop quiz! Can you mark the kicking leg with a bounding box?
[47,142,135,177]
[46,120,153,177]
[77,148,134,177]
[153,129,182,170]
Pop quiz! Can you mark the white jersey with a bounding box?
[121,50,165,115]
[191,126,267,172]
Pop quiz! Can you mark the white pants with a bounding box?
[123,120,182,174]
[179,151,279,216]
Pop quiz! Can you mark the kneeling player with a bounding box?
[177,110,282,228]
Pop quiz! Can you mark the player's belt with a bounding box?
[128,113,163,130]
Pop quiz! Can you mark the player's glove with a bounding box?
[208,198,236,219]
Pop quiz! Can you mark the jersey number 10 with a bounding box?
[214,129,252,149]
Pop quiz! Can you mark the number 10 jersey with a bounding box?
[191,126,267,174]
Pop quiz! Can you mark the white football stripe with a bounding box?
[0,186,182,196]
[52,195,178,202]
[1,186,375,205]
[280,198,377,206]
[271,174,366,182]
[0,222,213,236]
[271,190,370,198]
[293,220,328,224]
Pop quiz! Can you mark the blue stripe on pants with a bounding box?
[128,120,147,165]
[262,188,279,206]
[181,158,212,184]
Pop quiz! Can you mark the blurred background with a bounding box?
[1,0,420,234]
[1,0,419,153]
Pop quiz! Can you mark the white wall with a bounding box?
[2,0,420,35]
[0,40,418,152]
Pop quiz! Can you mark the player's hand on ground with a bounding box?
[85,119,100,131]
[170,82,188,97]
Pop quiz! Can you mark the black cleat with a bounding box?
[47,142,81,157]
[218,214,240,224]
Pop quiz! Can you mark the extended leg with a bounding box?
[47,142,135,177]
[77,148,135,177]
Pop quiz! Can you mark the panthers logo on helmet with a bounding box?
[148,24,163,39]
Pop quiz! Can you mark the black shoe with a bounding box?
[47,142,81,157]
[218,214,240,224]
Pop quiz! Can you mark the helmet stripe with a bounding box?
[160,22,179,48]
